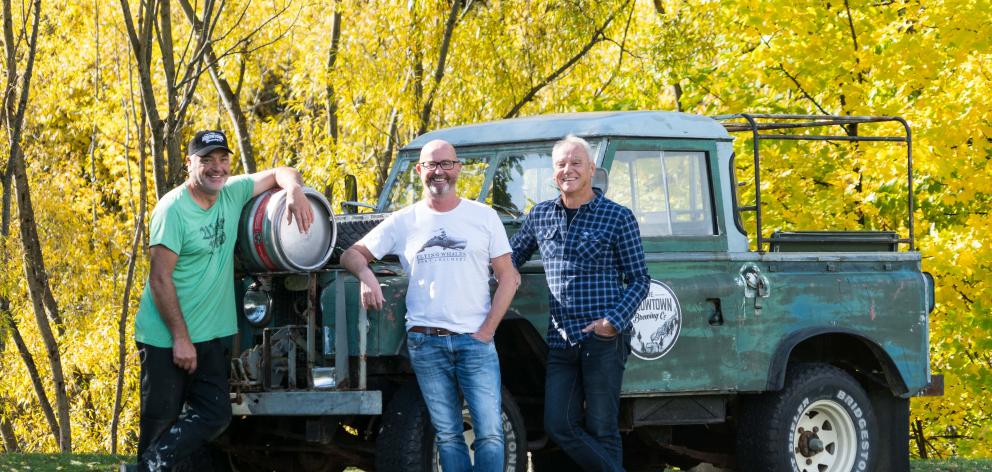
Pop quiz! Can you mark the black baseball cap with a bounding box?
[188,130,234,157]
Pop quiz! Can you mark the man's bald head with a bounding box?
[420,140,457,162]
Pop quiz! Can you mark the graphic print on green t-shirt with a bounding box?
[200,216,227,249]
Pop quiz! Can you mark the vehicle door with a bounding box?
[602,139,742,394]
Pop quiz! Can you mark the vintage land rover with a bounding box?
[220,112,938,472]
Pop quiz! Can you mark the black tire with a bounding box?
[375,381,528,472]
[737,363,878,472]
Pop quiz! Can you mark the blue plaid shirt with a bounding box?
[510,190,649,349]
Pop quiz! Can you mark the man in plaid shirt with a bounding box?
[510,135,649,471]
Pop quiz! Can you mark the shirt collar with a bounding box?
[554,188,604,212]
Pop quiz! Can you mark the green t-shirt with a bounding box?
[135,175,254,347]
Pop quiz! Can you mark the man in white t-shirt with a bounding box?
[341,139,519,472]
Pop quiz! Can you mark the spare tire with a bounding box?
[237,186,336,272]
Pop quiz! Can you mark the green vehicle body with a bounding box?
[224,112,936,471]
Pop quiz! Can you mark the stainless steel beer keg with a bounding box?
[237,187,336,272]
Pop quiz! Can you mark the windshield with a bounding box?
[383,155,490,211]
[384,141,603,218]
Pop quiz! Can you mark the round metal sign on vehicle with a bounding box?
[630,280,682,360]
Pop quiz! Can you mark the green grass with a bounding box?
[0,454,989,471]
[0,453,128,471]
[911,459,992,471]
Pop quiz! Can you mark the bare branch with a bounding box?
[417,0,462,135]
[772,63,831,115]
[172,1,295,92]
[594,1,635,99]
[177,0,256,172]
[503,2,627,119]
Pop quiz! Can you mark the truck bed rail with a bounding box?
[712,114,914,253]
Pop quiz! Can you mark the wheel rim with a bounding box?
[792,399,858,472]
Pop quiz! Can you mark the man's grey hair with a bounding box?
[552,134,594,164]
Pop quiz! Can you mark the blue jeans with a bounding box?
[407,331,505,472]
[544,332,630,472]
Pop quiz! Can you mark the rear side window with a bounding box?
[608,150,715,237]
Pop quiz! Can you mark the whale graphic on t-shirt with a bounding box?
[417,229,467,253]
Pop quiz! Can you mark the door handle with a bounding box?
[707,298,724,325]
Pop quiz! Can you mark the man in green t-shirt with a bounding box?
[125,130,313,471]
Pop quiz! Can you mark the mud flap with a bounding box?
[869,389,909,472]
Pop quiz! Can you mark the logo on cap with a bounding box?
[202,132,225,144]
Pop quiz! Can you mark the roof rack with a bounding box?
[712,114,914,252]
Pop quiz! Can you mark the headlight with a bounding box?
[243,283,273,327]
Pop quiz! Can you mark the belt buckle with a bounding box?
[435,328,453,337]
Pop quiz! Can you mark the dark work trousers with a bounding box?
[137,337,232,472]
[544,332,631,472]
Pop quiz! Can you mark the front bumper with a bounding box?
[230,390,382,416]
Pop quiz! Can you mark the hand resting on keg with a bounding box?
[250,166,314,233]
[283,185,315,233]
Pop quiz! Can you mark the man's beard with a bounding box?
[426,177,452,195]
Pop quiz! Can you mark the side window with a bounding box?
[608,150,714,237]
[488,151,556,218]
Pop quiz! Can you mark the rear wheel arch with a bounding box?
[767,328,908,396]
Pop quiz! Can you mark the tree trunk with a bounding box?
[3,0,71,452]
[206,52,255,173]
[326,10,342,142]
[416,0,461,136]
[158,0,185,189]
[1,157,10,235]
[377,108,399,193]
[110,98,148,455]
[120,0,170,198]
[176,0,256,173]
[0,300,60,447]
[0,409,17,452]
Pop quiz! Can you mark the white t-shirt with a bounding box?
[359,198,512,333]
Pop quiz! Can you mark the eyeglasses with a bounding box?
[418,160,460,170]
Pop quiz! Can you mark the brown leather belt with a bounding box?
[408,326,459,336]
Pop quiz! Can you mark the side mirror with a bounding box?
[592,168,609,194]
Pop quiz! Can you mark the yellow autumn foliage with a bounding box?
[0,0,989,459]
